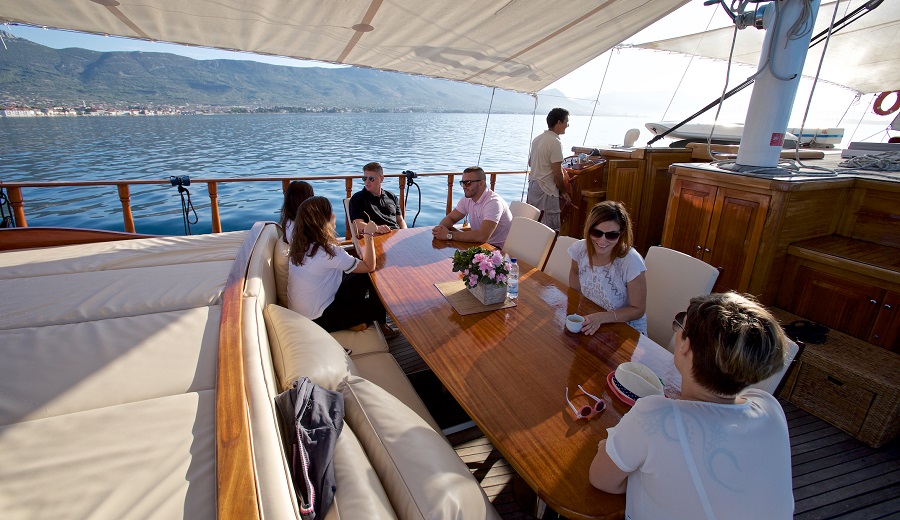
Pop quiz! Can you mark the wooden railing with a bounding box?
[0,171,526,237]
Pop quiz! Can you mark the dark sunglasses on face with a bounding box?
[362,176,378,182]
[459,179,482,187]
[589,228,622,240]
[673,311,687,332]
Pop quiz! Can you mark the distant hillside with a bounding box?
[0,32,595,114]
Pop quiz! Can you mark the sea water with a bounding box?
[0,112,887,235]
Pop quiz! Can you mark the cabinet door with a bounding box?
[789,266,884,339]
[662,179,716,258]
[703,188,770,292]
[606,160,644,223]
[869,291,900,352]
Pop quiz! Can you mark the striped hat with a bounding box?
[607,362,664,406]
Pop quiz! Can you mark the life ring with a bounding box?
[873,91,900,116]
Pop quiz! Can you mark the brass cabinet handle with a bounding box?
[885,304,893,310]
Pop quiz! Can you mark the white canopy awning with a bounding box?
[634,0,900,94]
[0,0,688,94]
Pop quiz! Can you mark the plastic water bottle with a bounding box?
[508,258,519,299]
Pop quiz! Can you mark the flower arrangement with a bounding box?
[452,246,511,289]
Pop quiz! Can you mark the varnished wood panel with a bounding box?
[788,266,883,339]
[638,152,692,255]
[371,227,680,520]
[218,222,264,520]
[846,189,900,248]
[0,226,156,251]
[869,292,900,352]
[704,188,770,293]
[661,179,716,257]
[606,160,642,225]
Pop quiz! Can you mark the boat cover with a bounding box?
[0,0,688,94]
[633,0,900,94]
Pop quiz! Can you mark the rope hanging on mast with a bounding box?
[476,87,496,166]
[521,93,539,202]
[582,48,616,147]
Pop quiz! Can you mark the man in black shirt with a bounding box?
[348,162,406,235]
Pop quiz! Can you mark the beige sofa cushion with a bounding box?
[339,376,500,520]
[274,237,290,307]
[351,353,442,434]
[325,426,397,520]
[0,390,215,520]
[263,304,355,391]
[331,326,390,357]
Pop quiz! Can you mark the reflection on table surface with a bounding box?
[371,227,681,520]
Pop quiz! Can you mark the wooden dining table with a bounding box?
[369,227,681,520]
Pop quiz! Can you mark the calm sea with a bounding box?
[0,112,886,235]
[0,113,651,235]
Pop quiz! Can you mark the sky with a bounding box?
[1,0,891,139]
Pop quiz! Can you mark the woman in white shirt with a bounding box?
[590,292,794,520]
[287,196,388,333]
[568,201,647,335]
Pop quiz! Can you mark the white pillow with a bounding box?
[262,304,354,391]
[338,376,500,520]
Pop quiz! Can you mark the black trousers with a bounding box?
[313,272,387,332]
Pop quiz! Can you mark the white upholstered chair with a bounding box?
[748,339,802,395]
[509,200,542,221]
[644,246,719,350]
[502,217,556,270]
[542,235,579,285]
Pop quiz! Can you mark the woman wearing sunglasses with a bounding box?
[567,201,647,335]
[287,196,396,336]
[590,292,793,520]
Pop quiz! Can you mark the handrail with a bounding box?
[0,170,526,237]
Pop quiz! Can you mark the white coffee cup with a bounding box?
[565,314,584,333]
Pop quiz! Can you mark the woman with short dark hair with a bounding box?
[279,180,314,243]
[590,292,793,520]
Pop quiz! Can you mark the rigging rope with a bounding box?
[660,8,719,122]
[582,49,615,147]
[476,87,496,166]
[0,188,14,228]
[839,151,900,171]
[847,95,875,143]
[521,94,539,202]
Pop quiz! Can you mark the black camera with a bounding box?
[169,175,191,186]
[402,169,417,179]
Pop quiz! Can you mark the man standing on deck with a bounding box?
[431,166,513,248]
[349,162,406,235]
[527,107,572,231]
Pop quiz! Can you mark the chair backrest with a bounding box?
[503,217,556,269]
[748,339,802,395]
[542,235,579,285]
[343,198,361,255]
[509,200,542,221]
[644,246,719,350]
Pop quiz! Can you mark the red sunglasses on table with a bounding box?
[566,384,606,420]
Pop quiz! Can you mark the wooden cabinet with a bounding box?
[787,266,885,339]
[778,236,900,352]
[662,178,770,293]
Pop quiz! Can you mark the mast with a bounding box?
[734,0,821,169]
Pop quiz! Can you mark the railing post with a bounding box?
[117,184,136,233]
[208,182,222,233]
[344,178,354,240]
[7,186,26,227]
[490,173,497,192]
[281,179,291,193]
[446,174,455,215]
[398,176,406,217]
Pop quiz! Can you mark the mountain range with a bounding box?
[0,32,597,114]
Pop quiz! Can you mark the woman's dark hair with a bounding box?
[681,292,787,396]
[289,196,336,266]
[279,181,314,242]
[582,200,634,266]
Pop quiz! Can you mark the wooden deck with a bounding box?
[386,327,900,519]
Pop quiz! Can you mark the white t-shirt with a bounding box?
[605,390,794,520]
[528,129,564,197]
[287,244,360,319]
[567,240,647,334]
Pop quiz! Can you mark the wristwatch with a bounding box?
[446,232,453,240]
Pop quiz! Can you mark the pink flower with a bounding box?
[469,275,479,287]
[463,269,469,276]
[497,274,507,283]
[488,269,496,280]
